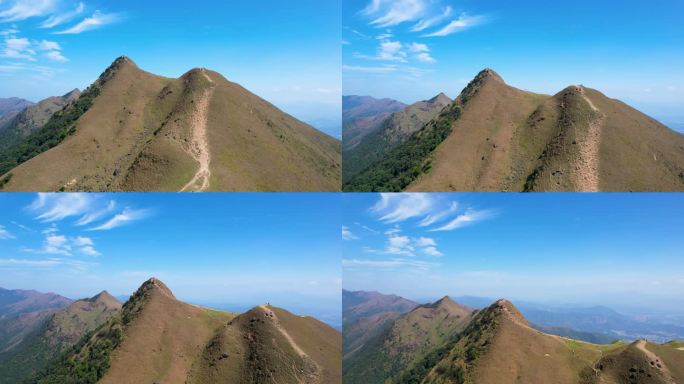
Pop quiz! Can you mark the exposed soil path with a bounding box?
[635,339,676,383]
[259,304,307,358]
[181,70,214,192]
[259,304,321,384]
[575,86,604,192]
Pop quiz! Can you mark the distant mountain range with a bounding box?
[0,280,341,383]
[0,90,81,151]
[0,56,341,192]
[343,290,684,384]
[342,93,451,182]
[343,68,684,191]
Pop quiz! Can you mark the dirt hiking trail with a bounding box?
[259,304,321,384]
[181,70,214,192]
[575,86,604,192]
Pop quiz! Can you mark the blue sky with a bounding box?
[0,0,341,136]
[343,0,684,130]
[0,193,342,327]
[343,193,684,314]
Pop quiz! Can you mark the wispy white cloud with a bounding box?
[343,64,398,74]
[0,0,57,22]
[430,209,495,231]
[415,52,436,64]
[39,1,84,28]
[0,225,15,239]
[54,11,121,34]
[0,28,20,36]
[0,258,61,267]
[29,193,96,222]
[423,246,442,257]
[44,49,66,61]
[418,201,459,227]
[364,229,443,257]
[0,257,95,271]
[364,0,428,28]
[415,236,436,247]
[355,222,379,234]
[36,39,59,50]
[377,40,406,61]
[22,225,71,255]
[11,221,33,232]
[343,257,437,270]
[75,200,116,226]
[88,207,150,231]
[2,36,35,60]
[386,234,413,255]
[72,236,100,256]
[22,226,102,256]
[411,5,452,32]
[423,14,488,37]
[408,43,435,63]
[342,225,359,240]
[372,193,437,223]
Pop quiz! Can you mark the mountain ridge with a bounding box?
[0,56,341,192]
[344,68,684,192]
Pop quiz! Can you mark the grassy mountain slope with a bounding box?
[583,339,683,384]
[0,98,33,117]
[0,288,72,355]
[390,299,682,384]
[0,89,81,149]
[345,68,684,191]
[202,70,341,191]
[30,279,340,383]
[342,95,407,151]
[343,290,418,324]
[343,93,451,182]
[0,291,120,383]
[31,278,234,384]
[343,69,532,191]
[342,290,419,361]
[0,98,34,130]
[343,297,473,384]
[0,56,340,191]
[189,305,341,384]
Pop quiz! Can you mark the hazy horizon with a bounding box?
[342,193,684,314]
[0,193,342,326]
[343,0,684,128]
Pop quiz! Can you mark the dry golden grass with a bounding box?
[1,57,341,191]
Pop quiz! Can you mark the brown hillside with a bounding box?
[0,56,340,192]
[343,92,451,181]
[584,339,680,384]
[188,304,341,384]
[343,296,473,384]
[99,278,234,384]
[0,291,121,383]
[396,69,684,192]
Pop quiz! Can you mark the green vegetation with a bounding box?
[343,76,486,192]
[29,317,124,384]
[394,308,500,384]
[0,85,99,177]
[342,94,450,183]
[343,104,460,191]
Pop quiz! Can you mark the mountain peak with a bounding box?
[112,55,136,67]
[434,295,456,306]
[62,88,81,100]
[89,290,121,307]
[138,277,176,299]
[475,67,504,83]
[427,92,451,105]
[491,299,527,324]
